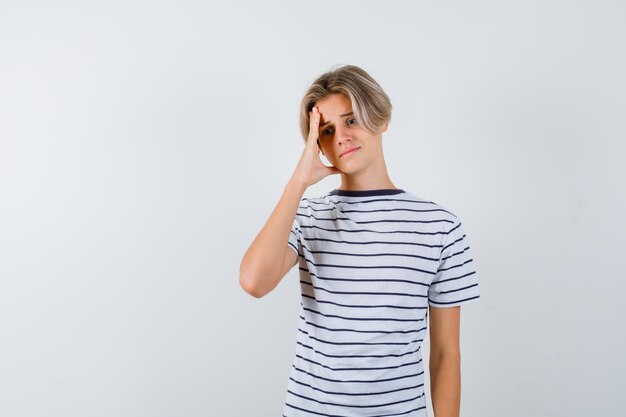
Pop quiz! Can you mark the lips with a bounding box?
[340,147,360,157]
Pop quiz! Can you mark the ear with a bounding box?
[381,120,389,133]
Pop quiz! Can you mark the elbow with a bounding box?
[240,257,278,298]
[239,272,267,299]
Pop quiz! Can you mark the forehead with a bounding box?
[316,94,353,125]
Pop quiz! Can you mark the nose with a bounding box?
[335,124,352,145]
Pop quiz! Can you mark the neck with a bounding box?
[338,177,397,191]
[338,152,396,191]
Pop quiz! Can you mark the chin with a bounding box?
[333,154,368,174]
[329,163,347,174]
[337,163,365,176]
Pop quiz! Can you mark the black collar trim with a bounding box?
[329,188,405,197]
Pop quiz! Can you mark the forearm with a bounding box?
[429,351,461,417]
[239,179,307,297]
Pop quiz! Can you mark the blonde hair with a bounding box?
[299,64,392,143]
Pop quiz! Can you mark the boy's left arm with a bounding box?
[429,305,462,417]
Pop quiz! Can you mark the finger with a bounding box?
[308,109,319,141]
[307,107,320,142]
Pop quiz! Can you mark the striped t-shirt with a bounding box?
[283,188,480,417]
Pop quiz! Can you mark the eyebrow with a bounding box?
[319,112,354,128]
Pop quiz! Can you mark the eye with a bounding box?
[321,118,357,136]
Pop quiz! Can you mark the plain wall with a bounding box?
[1,0,625,416]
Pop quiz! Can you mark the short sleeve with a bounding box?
[428,220,480,308]
[287,216,301,258]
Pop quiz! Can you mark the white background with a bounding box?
[1,1,625,416]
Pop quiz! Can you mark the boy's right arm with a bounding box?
[238,105,340,298]
[239,179,307,298]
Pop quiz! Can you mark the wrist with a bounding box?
[287,177,309,193]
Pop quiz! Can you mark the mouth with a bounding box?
[340,147,360,157]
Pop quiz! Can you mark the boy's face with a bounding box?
[315,93,388,175]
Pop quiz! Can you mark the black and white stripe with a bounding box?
[283,188,480,416]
